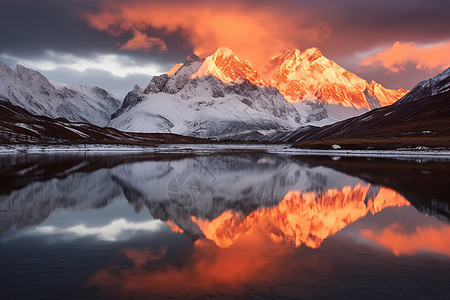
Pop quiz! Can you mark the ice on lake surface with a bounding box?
[1,153,449,299]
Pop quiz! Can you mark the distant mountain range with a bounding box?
[0,47,448,147]
[263,47,407,108]
[0,62,120,126]
[110,47,407,138]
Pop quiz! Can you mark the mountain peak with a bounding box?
[13,64,54,89]
[416,67,450,91]
[209,47,241,67]
[280,47,322,62]
[212,46,236,59]
[277,49,301,60]
[185,53,203,65]
[14,64,45,76]
[191,47,265,86]
[210,47,240,67]
[15,64,37,75]
[0,60,10,69]
[432,67,450,83]
[303,47,322,59]
[368,80,378,87]
[0,61,14,76]
[265,47,407,108]
[132,84,143,94]
[399,66,450,103]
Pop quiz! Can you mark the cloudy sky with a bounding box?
[1,0,449,97]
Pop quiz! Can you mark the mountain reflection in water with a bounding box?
[191,185,409,248]
[0,153,449,299]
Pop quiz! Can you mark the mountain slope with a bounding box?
[0,62,121,126]
[297,91,450,143]
[264,48,408,109]
[397,68,450,103]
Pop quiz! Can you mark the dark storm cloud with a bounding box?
[0,0,192,66]
[5,0,446,65]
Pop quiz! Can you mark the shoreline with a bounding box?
[270,148,450,160]
[1,143,450,159]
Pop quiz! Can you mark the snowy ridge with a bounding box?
[0,61,121,126]
[263,48,407,109]
[191,47,266,86]
[398,67,450,103]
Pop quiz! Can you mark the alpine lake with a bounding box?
[1,151,449,299]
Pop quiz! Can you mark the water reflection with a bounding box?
[1,154,365,236]
[191,185,409,248]
[361,223,450,256]
[1,153,449,299]
[90,236,292,297]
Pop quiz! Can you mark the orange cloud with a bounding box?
[361,223,450,256]
[120,30,167,51]
[90,233,294,297]
[83,0,331,66]
[360,41,450,73]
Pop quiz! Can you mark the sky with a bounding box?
[1,0,449,98]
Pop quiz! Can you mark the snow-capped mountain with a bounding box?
[0,47,409,139]
[263,48,408,109]
[191,47,265,86]
[0,61,121,126]
[110,47,407,138]
[110,47,304,138]
[397,67,450,103]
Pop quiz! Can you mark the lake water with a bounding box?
[1,152,449,299]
